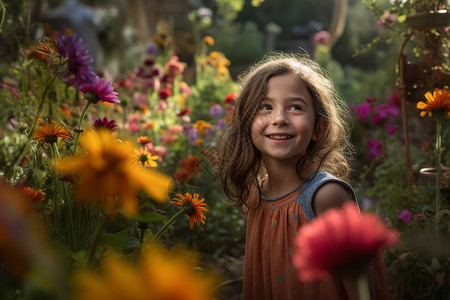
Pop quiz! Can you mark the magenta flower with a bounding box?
[398,210,412,224]
[92,117,118,132]
[80,76,120,104]
[367,139,383,160]
[371,104,400,125]
[356,103,371,122]
[386,123,396,135]
[55,32,96,89]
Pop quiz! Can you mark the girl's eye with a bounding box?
[259,104,272,110]
[289,105,302,111]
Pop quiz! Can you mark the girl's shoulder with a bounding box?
[297,171,357,221]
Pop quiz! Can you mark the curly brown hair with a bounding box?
[217,53,354,209]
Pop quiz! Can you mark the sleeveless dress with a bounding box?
[242,171,389,300]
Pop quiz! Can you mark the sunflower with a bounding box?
[32,122,72,143]
[416,89,450,118]
[171,193,209,229]
[55,130,173,216]
[134,148,158,168]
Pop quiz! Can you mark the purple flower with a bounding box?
[386,123,396,135]
[80,76,120,104]
[55,32,96,89]
[356,103,371,122]
[188,128,199,145]
[371,104,400,125]
[367,139,383,160]
[146,42,158,55]
[398,210,412,224]
[209,104,223,119]
[93,117,118,132]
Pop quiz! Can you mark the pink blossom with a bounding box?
[367,139,384,160]
[386,123,396,135]
[356,103,371,122]
[398,210,412,224]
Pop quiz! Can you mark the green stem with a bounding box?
[72,102,92,154]
[435,118,442,235]
[88,214,107,266]
[151,207,190,244]
[356,272,371,300]
[0,1,6,33]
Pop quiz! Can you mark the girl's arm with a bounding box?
[312,182,359,300]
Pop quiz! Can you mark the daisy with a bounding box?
[32,122,72,143]
[171,193,209,229]
[134,148,158,168]
[92,117,118,132]
[416,89,450,118]
[80,76,120,104]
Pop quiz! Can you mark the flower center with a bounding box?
[85,91,99,104]
[139,154,148,163]
[44,135,58,144]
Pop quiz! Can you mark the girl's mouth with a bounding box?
[267,135,293,140]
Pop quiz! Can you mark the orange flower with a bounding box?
[416,89,450,118]
[75,246,217,300]
[55,130,173,215]
[193,120,211,136]
[33,122,72,143]
[171,193,209,229]
[293,202,399,282]
[203,36,215,46]
[23,187,45,203]
[137,136,152,146]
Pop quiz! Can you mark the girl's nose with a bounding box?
[271,109,289,126]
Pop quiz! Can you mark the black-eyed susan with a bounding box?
[32,122,72,143]
[416,89,450,119]
[171,193,209,229]
[74,246,218,300]
[134,148,158,168]
[55,130,173,216]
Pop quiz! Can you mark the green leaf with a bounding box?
[100,227,131,251]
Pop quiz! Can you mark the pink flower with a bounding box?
[293,202,399,282]
[386,123,396,135]
[92,117,118,132]
[398,210,412,224]
[313,30,330,46]
[356,103,371,122]
[367,139,384,160]
[80,76,120,104]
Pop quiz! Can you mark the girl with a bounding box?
[217,54,389,299]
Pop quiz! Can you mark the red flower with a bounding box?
[176,108,191,117]
[158,88,172,100]
[223,93,236,106]
[293,202,399,282]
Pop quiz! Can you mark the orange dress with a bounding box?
[242,171,389,300]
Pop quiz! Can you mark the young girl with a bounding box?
[217,54,389,299]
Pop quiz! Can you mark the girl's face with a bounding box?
[250,72,318,164]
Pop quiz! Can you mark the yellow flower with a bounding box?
[203,35,215,46]
[55,130,173,215]
[416,89,450,118]
[193,120,212,136]
[171,193,209,229]
[196,139,204,146]
[33,122,72,143]
[75,246,217,300]
[134,148,158,168]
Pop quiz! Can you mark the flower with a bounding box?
[55,31,96,89]
[356,102,371,122]
[171,193,209,229]
[134,148,158,168]
[55,130,173,215]
[367,139,384,160]
[193,120,212,136]
[398,210,412,224]
[74,246,217,300]
[92,117,118,132]
[209,103,223,119]
[416,89,450,118]
[23,187,45,203]
[32,122,72,143]
[137,136,152,145]
[158,88,172,100]
[80,76,120,104]
[293,202,399,282]
[203,36,215,46]
[177,108,191,117]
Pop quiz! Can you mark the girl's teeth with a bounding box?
[270,135,291,140]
